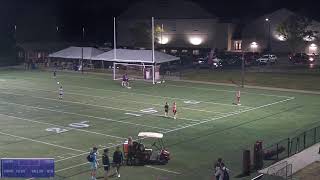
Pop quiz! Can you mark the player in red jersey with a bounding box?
[172,102,177,119]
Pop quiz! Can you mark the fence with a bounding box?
[261,125,320,169]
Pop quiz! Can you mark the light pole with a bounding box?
[81,26,85,74]
[265,18,271,53]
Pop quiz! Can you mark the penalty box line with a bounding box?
[0,131,85,153]
[1,76,252,108]
[0,84,245,114]
[42,97,295,174]
[163,97,295,134]
[0,98,168,131]
[0,91,204,126]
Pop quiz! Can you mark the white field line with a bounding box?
[167,84,295,99]
[0,131,85,153]
[0,91,203,124]
[163,97,295,134]
[67,84,254,108]
[50,97,295,175]
[27,97,295,175]
[145,165,181,175]
[51,73,294,99]
[0,113,126,140]
[0,76,252,108]
[0,99,167,131]
[0,85,229,115]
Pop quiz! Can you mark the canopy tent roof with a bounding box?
[48,46,104,60]
[138,132,163,139]
[93,49,180,63]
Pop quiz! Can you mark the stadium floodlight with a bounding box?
[189,37,203,45]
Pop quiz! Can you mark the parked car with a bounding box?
[244,52,261,66]
[256,54,277,64]
[289,53,314,64]
[193,56,222,69]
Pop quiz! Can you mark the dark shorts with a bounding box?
[165,109,168,113]
[103,166,110,171]
[173,110,177,114]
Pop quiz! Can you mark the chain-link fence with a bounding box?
[260,125,320,170]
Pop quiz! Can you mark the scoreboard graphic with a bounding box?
[1,158,54,178]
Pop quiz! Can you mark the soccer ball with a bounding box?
[162,80,165,83]
[57,82,60,85]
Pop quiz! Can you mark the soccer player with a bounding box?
[122,74,129,87]
[90,147,99,180]
[53,70,56,78]
[164,102,169,117]
[236,89,241,105]
[172,102,177,119]
[59,86,63,100]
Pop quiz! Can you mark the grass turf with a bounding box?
[181,69,320,91]
[0,69,319,180]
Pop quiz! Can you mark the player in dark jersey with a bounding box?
[164,102,169,117]
[122,74,129,87]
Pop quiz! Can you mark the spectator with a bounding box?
[90,147,99,180]
[102,148,110,180]
[113,146,124,178]
[214,158,223,180]
[127,136,134,165]
[215,163,230,180]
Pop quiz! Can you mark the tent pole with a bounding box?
[152,17,155,63]
[113,62,116,80]
[152,63,155,84]
[114,17,117,60]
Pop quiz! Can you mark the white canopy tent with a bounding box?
[93,49,180,63]
[93,49,180,84]
[48,46,104,60]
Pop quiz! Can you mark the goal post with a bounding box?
[113,62,161,84]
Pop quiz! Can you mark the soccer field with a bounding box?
[0,69,320,180]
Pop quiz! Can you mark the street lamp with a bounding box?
[265,18,271,52]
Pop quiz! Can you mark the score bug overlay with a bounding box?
[1,158,54,178]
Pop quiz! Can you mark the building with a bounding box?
[240,8,320,54]
[116,0,235,56]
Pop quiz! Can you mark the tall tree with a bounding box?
[276,14,318,52]
[129,23,163,48]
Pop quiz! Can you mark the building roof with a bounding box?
[93,49,180,63]
[119,0,216,19]
[49,46,104,60]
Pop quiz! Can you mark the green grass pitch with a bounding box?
[0,69,319,180]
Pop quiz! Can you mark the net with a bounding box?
[113,63,161,83]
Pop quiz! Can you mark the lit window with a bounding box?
[193,50,200,55]
[234,41,242,50]
[160,49,166,53]
[182,49,188,53]
[38,53,41,58]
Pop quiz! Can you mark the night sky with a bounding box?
[0,0,320,44]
